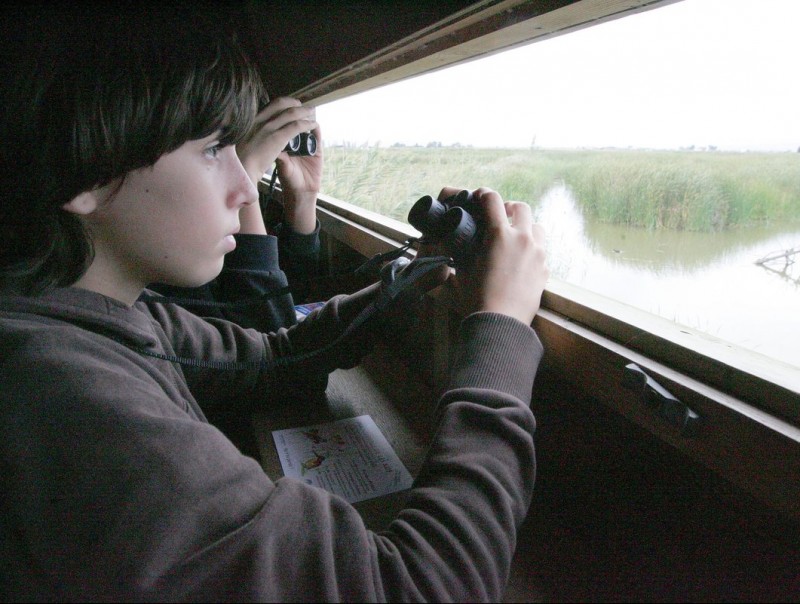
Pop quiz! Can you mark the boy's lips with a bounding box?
[223,228,238,251]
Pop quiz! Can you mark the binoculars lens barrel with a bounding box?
[408,195,449,234]
[441,207,478,250]
[407,190,481,265]
[285,132,317,156]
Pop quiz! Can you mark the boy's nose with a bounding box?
[229,155,259,209]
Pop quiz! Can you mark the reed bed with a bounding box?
[321,147,800,232]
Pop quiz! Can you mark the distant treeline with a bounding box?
[321,147,800,232]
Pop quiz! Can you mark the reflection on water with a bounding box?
[534,185,800,368]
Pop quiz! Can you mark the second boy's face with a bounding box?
[75,132,258,304]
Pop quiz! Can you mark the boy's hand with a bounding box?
[442,187,548,325]
[238,97,321,235]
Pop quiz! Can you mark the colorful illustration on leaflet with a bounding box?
[301,450,326,475]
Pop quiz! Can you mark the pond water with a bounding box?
[534,185,800,369]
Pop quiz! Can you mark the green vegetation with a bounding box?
[321,147,800,232]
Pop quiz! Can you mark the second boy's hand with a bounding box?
[237,96,321,235]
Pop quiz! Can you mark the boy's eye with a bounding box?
[204,143,223,159]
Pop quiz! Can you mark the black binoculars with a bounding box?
[285,132,317,156]
[407,190,483,265]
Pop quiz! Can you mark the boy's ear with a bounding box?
[62,190,100,215]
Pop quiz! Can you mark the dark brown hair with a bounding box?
[0,5,265,294]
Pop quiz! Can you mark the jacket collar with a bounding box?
[0,287,158,348]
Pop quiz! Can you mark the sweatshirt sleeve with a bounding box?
[2,304,542,602]
[164,311,540,602]
[144,234,298,333]
[366,312,541,601]
[181,312,541,602]
[211,233,299,332]
[275,219,321,287]
[142,281,384,411]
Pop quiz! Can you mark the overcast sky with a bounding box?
[317,0,800,151]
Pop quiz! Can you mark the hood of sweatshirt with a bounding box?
[0,286,160,349]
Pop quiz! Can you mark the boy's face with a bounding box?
[70,132,258,304]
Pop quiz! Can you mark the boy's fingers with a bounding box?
[505,200,532,230]
[254,97,301,122]
[475,189,508,228]
[254,101,312,131]
[437,186,462,201]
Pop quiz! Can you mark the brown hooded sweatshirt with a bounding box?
[0,284,542,602]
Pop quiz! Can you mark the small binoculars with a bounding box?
[285,132,317,156]
[407,189,483,265]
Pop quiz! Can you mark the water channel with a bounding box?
[533,185,800,370]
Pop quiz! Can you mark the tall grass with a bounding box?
[561,150,800,231]
[322,147,562,222]
[322,147,800,232]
